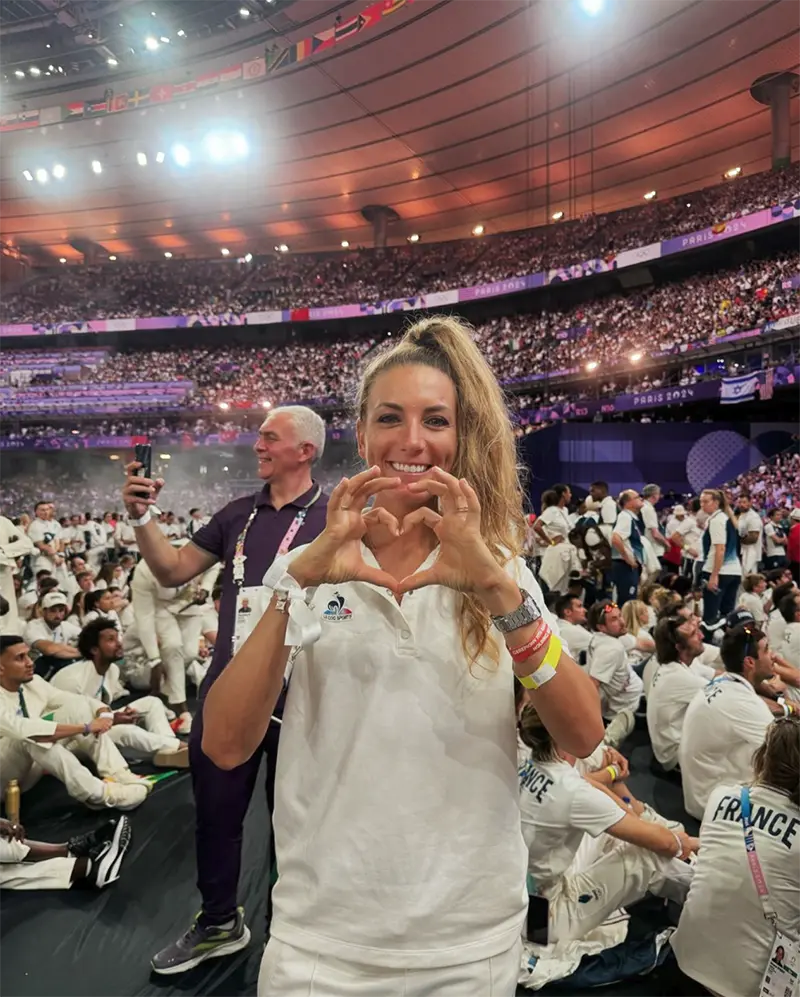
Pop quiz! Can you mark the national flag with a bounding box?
[110,93,129,112]
[382,0,408,14]
[720,372,759,405]
[150,83,174,103]
[335,13,365,41]
[294,37,314,61]
[196,71,219,89]
[83,98,108,116]
[269,45,297,72]
[219,64,242,84]
[760,368,774,401]
[242,56,266,79]
[310,28,336,54]
[0,110,40,131]
[66,102,84,118]
[174,80,196,97]
[129,88,150,108]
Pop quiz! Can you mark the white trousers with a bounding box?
[122,613,187,705]
[0,700,128,806]
[0,837,75,890]
[545,837,694,944]
[258,937,522,997]
[0,566,22,636]
[107,695,180,759]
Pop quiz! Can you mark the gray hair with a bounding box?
[642,483,660,499]
[272,406,326,463]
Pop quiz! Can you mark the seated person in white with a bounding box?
[518,702,697,946]
[620,600,656,668]
[554,595,592,667]
[672,715,800,997]
[679,623,780,820]
[737,573,768,624]
[585,600,643,747]
[23,590,82,679]
[50,619,188,769]
[777,592,800,669]
[81,587,124,631]
[1,815,131,891]
[647,613,708,771]
[765,584,798,650]
[0,635,150,811]
[642,601,720,695]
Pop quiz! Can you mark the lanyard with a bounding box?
[18,688,29,718]
[741,786,779,927]
[231,485,322,587]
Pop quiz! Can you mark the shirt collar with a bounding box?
[255,480,321,510]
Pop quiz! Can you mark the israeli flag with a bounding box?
[720,371,759,405]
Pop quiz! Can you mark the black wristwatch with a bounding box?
[490,588,542,633]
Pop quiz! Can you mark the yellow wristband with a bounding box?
[606,764,618,781]
[517,635,563,690]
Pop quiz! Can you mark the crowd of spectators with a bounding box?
[2,165,797,324]
[728,449,800,512]
[2,252,797,423]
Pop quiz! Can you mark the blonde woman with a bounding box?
[700,488,742,624]
[203,317,603,996]
[621,599,655,667]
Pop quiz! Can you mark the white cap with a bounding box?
[41,591,68,609]
[673,505,686,516]
[790,508,800,522]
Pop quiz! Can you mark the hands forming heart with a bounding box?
[287,465,507,597]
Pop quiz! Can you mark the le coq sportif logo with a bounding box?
[321,593,353,623]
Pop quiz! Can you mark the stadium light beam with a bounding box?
[221,247,230,256]
[407,233,420,243]
[578,0,605,14]
[108,255,117,261]
[630,352,643,363]
[724,166,742,179]
[341,240,350,248]
[35,168,49,183]
[91,159,102,174]
[552,210,564,221]
[472,224,485,236]
[586,361,599,371]
[643,190,657,200]
[155,151,165,163]
[59,257,67,263]
[164,251,173,258]
[22,170,33,181]
[145,37,159,51]
[107,57,118,67]
[136,152,147,166]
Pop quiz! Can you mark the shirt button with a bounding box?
[400,630,411,640]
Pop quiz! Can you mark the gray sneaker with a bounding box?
[151,907,250,975]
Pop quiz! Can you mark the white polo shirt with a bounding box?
[586,632,644,717]
[519,756,625,892]
[781,621,800,668]
[558,621,592,666]
[702,510,742,576]
[23,617,81,652]
[737,591,767,624]
[672,783,800,997]
[26,518,63,573]
[267,546,566,969]
[642,646,717,698]
[50,658,127,704]
[675,514,702,560]
[646,660,707,770]
[641,501,665,549]
[764,520,784,558]
[537,505,572,541]
[679,674,773,819]
[738,509,763,573]
[597,496,617,542]
[767,610,788,651]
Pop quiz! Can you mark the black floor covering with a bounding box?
[0,726,703,997]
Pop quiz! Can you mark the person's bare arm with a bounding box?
[122,462,218,586]
[202,597,292,769]
[30,640,81,660]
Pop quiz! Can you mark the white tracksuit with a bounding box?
[122,561,217,706]
[0,677,130,807]
[0,836,75,890]
[0,517,35,637]
[49,659,181,759]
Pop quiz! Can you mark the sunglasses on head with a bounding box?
[603,602,618,613]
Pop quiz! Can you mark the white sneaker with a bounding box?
[175,712,193,735]
[94,781,150,811]
[108,768,148,786]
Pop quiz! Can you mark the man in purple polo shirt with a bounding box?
[121,406,329,975]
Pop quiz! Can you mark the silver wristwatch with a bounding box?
[490,588,542,633]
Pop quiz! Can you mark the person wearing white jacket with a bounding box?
[50,618,188,769]
[0,517,34,637]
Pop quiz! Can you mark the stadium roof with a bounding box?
[1,0,798,262]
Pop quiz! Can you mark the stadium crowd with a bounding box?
[1,165,798,324]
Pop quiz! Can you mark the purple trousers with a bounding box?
[189,692,283,927]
